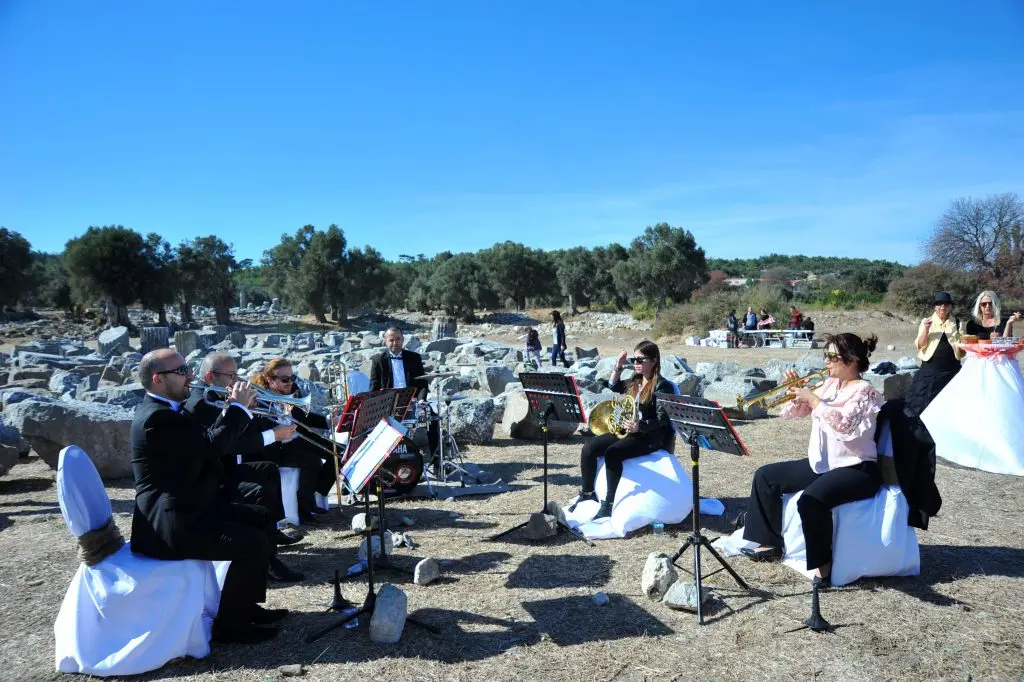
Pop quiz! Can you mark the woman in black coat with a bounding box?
[570,340,675,520]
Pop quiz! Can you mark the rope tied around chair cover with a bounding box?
[77,517,125,566]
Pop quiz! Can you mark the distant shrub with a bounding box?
[884,264,981,316]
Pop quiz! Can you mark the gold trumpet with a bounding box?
[590,393,638,439]
[735,369,828,417]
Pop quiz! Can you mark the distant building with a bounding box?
[724,277,748,287]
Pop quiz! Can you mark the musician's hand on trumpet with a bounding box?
[229,381,257,409]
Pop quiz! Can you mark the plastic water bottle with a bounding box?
[652,522,665,536]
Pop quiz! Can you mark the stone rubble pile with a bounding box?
[1,315,921,481]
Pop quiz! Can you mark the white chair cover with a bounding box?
[564,449,693,540]
[54,446,222,677]
[279,466,302,526]
[713,422,920,586]
[922,353,1024,476]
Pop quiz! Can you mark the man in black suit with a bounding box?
[369,327,438,455]
[369,327,429,397]
[131,349,284,644]
[185,352,305,582]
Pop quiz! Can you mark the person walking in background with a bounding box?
[727,310,739,348]
[551,310,569,367]
[757,308,775,329]
[744,306,758,331]
[524,327,543,369]
[788,305,804,329]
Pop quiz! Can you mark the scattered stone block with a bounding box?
[368,584,407,643]
[413,557,441,585]
[641,552,678,601]
[523,512,557,540]
[662,581,711,612]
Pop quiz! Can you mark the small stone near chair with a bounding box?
[413,557,440,585]
[662,581,711,612]
[641,552,677,601]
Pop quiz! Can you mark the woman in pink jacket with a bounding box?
[740,332,885,585]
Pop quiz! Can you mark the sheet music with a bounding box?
[341,416,406,494]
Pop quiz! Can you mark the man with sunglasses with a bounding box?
[185,353,306,582]
[130,349,285,644]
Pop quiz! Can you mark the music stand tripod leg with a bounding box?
[667,433,749,624]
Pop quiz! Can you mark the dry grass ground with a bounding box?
[2,408,1023,682]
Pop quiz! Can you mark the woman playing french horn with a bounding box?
[569,340,676,520]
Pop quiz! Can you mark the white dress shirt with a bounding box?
[389,353,407,389]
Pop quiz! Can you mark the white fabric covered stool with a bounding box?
[279,466,301,527]
[714,422,920,586]
[563,448,693,540]
[54,446,222,677]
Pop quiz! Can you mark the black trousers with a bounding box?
[234,461,284,523]
[743,459,881,570]
[580,432,661,503]
[251,441,336,515]
[186,503,271,629]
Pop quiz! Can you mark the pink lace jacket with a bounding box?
[779,377,885,473]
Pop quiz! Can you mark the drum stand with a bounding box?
[423,381,477,486]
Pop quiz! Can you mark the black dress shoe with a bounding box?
[740,546,783,562]
[273,529,303,546]
[251,605,289,625]
[212,623,279,644]
[268,557,305,583]
[299,512,325,525]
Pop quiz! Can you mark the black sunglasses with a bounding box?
[629,356,653,364]
[273,375,295,384]
[156,364,190,377]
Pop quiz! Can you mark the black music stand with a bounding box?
[341,389,415,582]
[486,372,592,546]
[308,395,438,642]
[656,393,751,625]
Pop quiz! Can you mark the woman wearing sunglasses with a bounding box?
[740,333,884,586]
[569,340,675,520]
[963,290,1021,340]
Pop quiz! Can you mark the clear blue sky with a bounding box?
[2,1,1023,266]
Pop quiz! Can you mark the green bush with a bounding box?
[884,264,981,316]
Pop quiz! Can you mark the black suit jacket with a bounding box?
[130,394,251,560]
[369,349,428,398]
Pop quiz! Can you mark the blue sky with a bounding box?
[2,1,1022,266]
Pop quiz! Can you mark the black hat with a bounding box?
[933,291,953,305]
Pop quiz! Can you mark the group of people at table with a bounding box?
[114,289,1021,653]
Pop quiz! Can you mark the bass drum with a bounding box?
[379,437,424,497]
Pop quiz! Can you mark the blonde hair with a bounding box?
[971,290,1001,324]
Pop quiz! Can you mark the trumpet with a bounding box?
[189,380,313,416]
[735,369,828,417]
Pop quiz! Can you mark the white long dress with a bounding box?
[921,344,1024,476]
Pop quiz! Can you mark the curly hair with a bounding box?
[254,357,292,389]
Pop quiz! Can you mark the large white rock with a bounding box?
[498,390,578,440]
[448,397,498,445]
[641,552,678,601]
[3,398,134,479]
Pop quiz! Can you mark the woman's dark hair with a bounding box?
[630,339,661,403]
[823,333,878,373]
[551,310,562,322]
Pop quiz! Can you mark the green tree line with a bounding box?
[4,194,1019,328]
